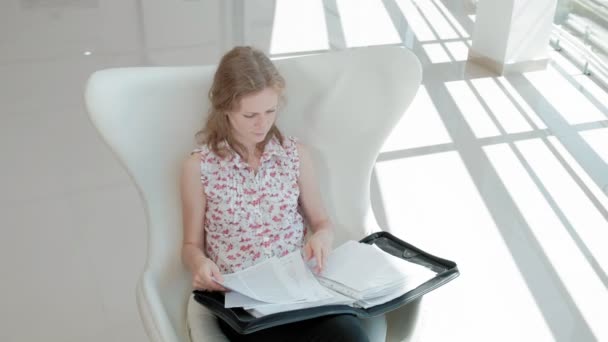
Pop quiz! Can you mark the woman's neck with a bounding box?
[231,138,259,160]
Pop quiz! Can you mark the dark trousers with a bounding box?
[217,314,370,342]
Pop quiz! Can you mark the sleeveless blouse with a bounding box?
[192,136,305,273]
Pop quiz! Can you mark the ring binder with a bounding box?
[193,231,459,334]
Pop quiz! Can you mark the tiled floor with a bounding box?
[1,0,607,341]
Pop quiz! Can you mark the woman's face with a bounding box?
[228,87,279,148]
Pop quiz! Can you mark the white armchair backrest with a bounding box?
[85,46,421,342]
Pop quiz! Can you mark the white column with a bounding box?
[468,0,558,74]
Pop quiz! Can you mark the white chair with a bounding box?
[85,46,422,342]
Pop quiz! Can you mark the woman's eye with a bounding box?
[244,114,255,119]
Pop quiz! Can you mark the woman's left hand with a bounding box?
[303,228,334,274]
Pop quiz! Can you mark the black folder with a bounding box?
[193,231,459,334]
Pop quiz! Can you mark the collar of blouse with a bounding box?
[218,136,290,170]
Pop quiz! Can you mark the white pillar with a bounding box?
[468,0,558,74]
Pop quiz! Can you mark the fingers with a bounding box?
[303,239,330,274]
[211,266,224,283]
[193,263,227,292]
[311,243,323,274]
[319,247,327,273]
[321,246,329,273]
[207,281,227,292]
[316,241,332,274]
[193,277,226,292]
[312,244,321,271]
[210,266,227,291]
[303,243,313,261]
[192,275,207,291]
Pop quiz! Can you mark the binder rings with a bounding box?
[193,231,459,334]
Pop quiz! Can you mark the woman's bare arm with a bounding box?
[297,142,334,273]
[296,143,332,233]
[180,153,207,272]
[180,153,224,290]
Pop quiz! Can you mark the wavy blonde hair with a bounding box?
[195,46,285,160]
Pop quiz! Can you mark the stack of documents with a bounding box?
[216,240,435,317]
[316,241,436,308]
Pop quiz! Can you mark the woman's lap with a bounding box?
[217,314,370,342]
[187,294,383,342]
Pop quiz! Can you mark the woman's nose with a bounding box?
[254,115,265,127]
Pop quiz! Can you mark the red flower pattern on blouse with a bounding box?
[191,136,304,273]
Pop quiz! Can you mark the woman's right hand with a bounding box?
[192,257,227,292]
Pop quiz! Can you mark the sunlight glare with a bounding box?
[423,43,451,63]
[547,136,608,211]
[549,50,581,75]
[470,78,534,133]
[579,127,608,164]
[381,86,452,152]
[270,0,329,54]
[444,41,469,61]
[375,152,552,340]
[336,0,401,47]
[524,69,606,125]
[411,0,459,39]
[517,139,608,274]
[431,0,469,37]
[485,143,608,340]
[445,80,501,137]
[497,77,547,129]
[394,0,437,42]
[573,75,608,112]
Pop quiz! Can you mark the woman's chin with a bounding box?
[252,133,267,141]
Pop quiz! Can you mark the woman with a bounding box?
[180,46,370,342]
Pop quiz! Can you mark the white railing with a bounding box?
[551,24,608,90]
[563,14,608,59]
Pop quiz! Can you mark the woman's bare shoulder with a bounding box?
[183,145,209,174]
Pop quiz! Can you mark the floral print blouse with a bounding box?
[192,136,305,273]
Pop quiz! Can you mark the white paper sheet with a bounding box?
[224,291,268,309]
[215,241,438,316]
[217,250,333,306]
